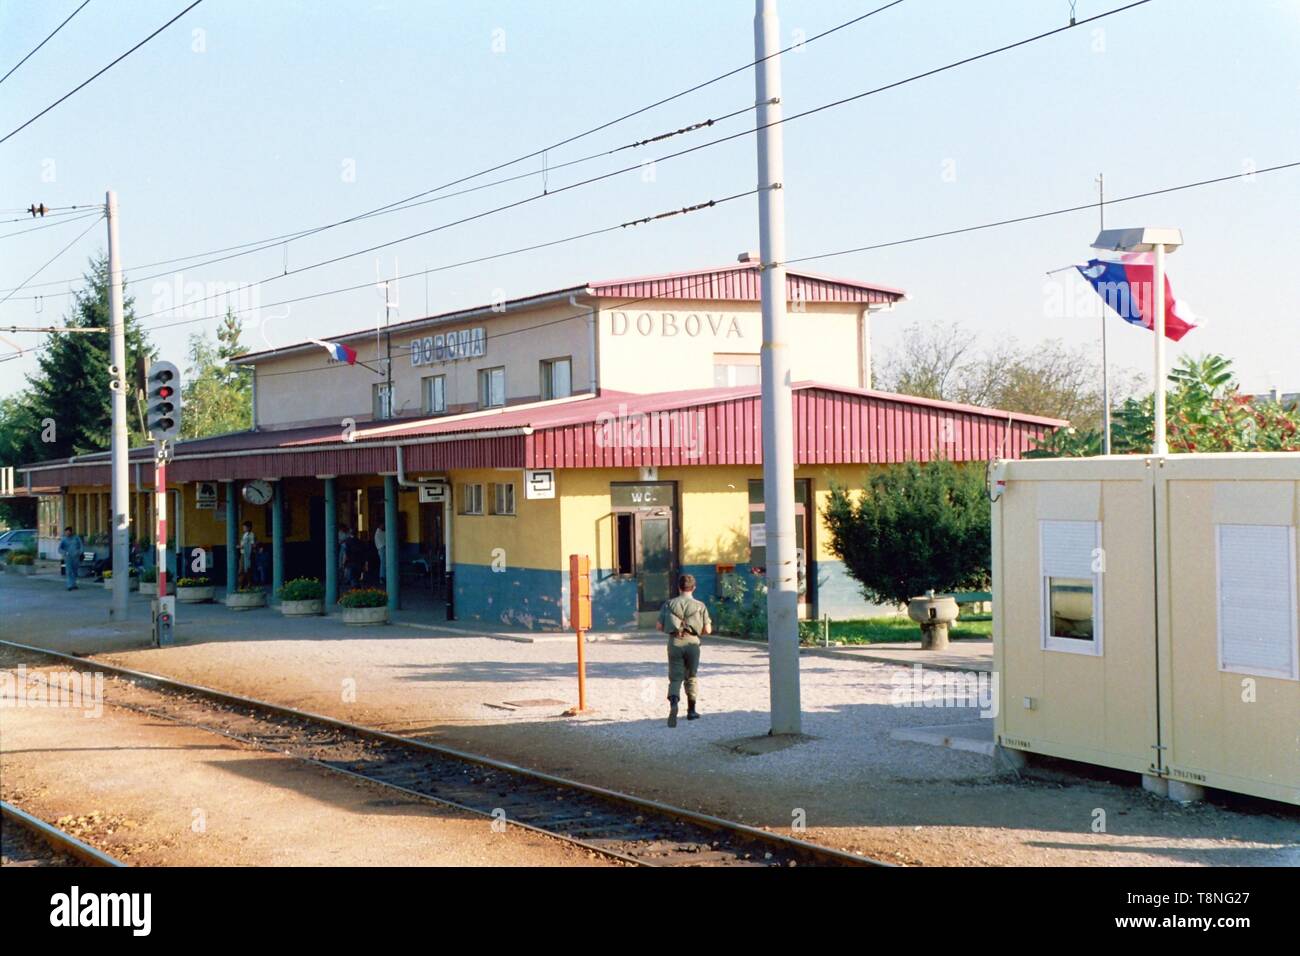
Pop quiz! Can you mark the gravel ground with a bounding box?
[0,662,611,867]
[3,574,1297,866]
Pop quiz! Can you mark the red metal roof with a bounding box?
[232,265,906,364]
[587,263,905,304]
[19,384,1062,487]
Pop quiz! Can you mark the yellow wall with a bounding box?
[447,467,561,569]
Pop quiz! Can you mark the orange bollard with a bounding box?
[564,554,592,716]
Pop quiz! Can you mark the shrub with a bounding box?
[278,577,324,601]
[9,552,34,566]
[176,576,211,588]
[102,568,139,579]
[714,573,767,639]
[339,587,387,609]
[822,460,991,607]
[140,567,157,583]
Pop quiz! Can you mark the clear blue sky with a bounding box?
[2,0,1298,401]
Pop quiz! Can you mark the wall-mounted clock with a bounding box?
[242,479,273,506]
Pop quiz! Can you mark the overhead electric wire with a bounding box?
[127,0,1156,325]
[0,99,762,300]
[0,212,104,308]
[781,160,1300,268]
[0,0,204,146]
[141,187,768,338]
[0,0,93,86]
[0,208,103,239]
[0,0,908,296]
[0,187,763,367]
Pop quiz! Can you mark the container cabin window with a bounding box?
[422,374,446,415]
[478,367,505,408]
[540,357,572,400]
[459,483,484,516]
[1215,524,1298,680]
[490,482,515,516]
[1039,520,1103,655]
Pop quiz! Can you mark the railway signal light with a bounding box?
[145,360,181,441]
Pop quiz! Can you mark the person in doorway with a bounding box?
[254,542,272,587]
[374,522,386,584]
[58,527,84,590]
[239,521,256,588]
[360,532,381,587]
[340,527,360,588]
[656,573,712,727]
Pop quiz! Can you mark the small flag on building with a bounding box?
[1076,255,1196,342]
[311,339,358,365]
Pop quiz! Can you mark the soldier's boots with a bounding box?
[687,698,699,720]
[667,695,679,728]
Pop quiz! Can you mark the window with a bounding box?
[459,483,484,515]
[478,366,505,408]
[540,357,572,400]
[490,482,515,516]
[1216,524,1298,680]
[422,375,446,415]
[713,353,761,387]
[373,383,394,420]
[1039,520,1103,655]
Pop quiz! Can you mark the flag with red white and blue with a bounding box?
[311,339,358,365]
[1076,254,1196,342]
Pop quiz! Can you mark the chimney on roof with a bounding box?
[737,251,760,264]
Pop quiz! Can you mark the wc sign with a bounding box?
[525,469,555,500]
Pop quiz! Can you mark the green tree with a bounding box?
[180,309,251,439]
[25,254,155,458]
[822,460,991,607]
[876,322,1141,434]
[1028,354,1300,456]
[0,391,41,526]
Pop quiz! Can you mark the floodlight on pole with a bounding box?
[1091,227,1183,456]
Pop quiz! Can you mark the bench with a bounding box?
[954,591,992,614]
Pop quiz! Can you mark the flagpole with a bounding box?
[1098,174,1111,455]
[1153,239,1168,455]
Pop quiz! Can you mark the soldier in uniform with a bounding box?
[657,573,712,727]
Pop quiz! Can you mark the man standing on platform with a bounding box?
[58,526,83,590]
[656,573,712,727]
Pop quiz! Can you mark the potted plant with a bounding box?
[226,585,267,610]
[101,569,140,591]
[176,575,216,603]
[277,577,324,616]
[823,460,991,651]
[138,566,175,595]
[9,550,36,576]
[339,587,389,625]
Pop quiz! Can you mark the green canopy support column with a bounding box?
[384,474,399,613]
[224,480,238,594]
[271,480,284,604]
[323,477,338,608]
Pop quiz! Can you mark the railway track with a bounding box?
[1,640,887,868]
[1,801,126,868]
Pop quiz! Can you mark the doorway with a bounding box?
[747,478,814,618]
[611,481,677,617]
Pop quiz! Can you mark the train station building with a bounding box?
[15,262,1062,630]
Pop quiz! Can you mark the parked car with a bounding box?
[0,529,36,562]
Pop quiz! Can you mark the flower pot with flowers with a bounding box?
[339,587,389,625]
